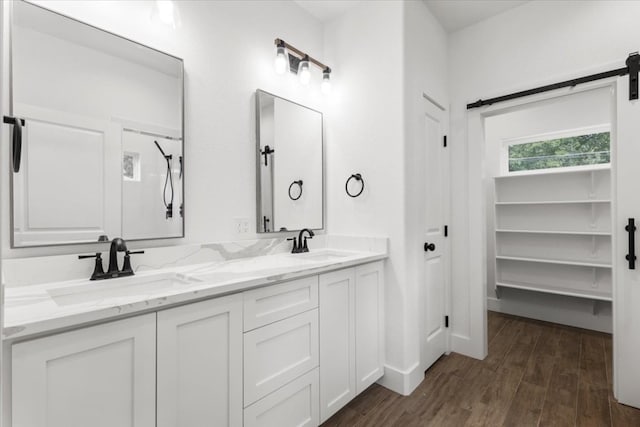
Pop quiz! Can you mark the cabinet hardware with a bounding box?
[626,218,636,269]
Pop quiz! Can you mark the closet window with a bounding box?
[506,128,610,172]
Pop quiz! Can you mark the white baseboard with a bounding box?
[376,361,423,396]
[451,333,487,360]
[488,292,612,333]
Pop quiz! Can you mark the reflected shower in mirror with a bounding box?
[256,90,323,233]
[10,1,184,247]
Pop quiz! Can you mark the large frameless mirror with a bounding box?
[9,1,184,247]
[255,90,323,233]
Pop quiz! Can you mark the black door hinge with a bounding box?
[444,225,448,237]
[445,315,449,328]
[443,135,447,147]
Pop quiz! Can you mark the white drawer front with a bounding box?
[243,276,318,331]
[244,368,319,427]
[244,309,319,405]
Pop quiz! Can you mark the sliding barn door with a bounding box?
[614,76,640,409]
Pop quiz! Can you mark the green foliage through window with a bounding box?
[508,132,610,172]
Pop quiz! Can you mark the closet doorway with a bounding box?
[466,76,640,409]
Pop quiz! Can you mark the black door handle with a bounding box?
[424,242,436,252]
[626,218,636,269]
[4,116,23,173]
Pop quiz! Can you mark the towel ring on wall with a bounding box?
[288,180,303,200]
[345,173,364,198]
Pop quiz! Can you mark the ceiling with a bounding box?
[295,0,529,33]
[422,1,529,32]
[293,1,364,23]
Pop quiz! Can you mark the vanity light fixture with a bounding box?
[273,38,332,91]
[298,55,311,85]
[321,67,332,94]
[274,40,288,75]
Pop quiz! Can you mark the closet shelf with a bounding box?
[495,199,610,206]
[495,229,611,236]
[496,255,611,269]
[494,165,611,179]
[495,281,612,302]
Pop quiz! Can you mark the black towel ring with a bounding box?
[345,173,364,198]
[288,180,303,200]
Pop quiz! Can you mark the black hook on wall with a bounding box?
[345,173,364,198]
[288,180,303,200]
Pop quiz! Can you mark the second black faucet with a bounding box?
[288,228,315,254]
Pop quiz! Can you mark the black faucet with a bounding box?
[297,229,315,253]
[108,237,128,275]
[79,237,144,280]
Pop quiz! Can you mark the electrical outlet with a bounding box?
[234,217,250,234]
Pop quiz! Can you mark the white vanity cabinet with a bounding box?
[157,294,243,427]
[8,259,385,427]
[11,314,156,427]
[319,261,385,423]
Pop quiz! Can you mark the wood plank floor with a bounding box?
[321,311,640,427]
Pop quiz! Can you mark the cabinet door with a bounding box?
[157,294,243,427]
[12,314,156,427]
[244,309,319,406]
[319,268,356,423]
[355,261,385,394]
[244,368,319,427]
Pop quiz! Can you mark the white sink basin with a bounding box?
[47,272,201,306]
[202,255,315,274]
[289,250,353,262]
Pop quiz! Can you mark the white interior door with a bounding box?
[421,98,449,370]
[614,75,640,409]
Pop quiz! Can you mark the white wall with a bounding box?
[485,88,613,332]
[323,1,407,390]
[324,0,448,394]
[2,0,326,258]
[448,0,640,352]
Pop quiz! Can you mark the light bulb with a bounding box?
[298,56,310,85]
[321,68,331,94]
[274,44,288,75]
[152,0,180,28]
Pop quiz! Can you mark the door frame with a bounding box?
[465,78,619,389]
[419,93,452,373]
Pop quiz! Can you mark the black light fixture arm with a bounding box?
[274,38,331,74]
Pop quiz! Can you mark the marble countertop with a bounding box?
[4,249,386,340]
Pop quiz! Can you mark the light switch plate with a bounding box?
[234,217,250,234]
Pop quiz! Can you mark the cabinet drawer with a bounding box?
[244,368,319,427]
[244,309,319,405]
[243,276,318,331]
